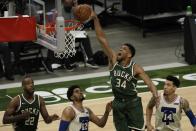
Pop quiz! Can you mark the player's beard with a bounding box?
[81,95,85,101]
[27,90,34,96]
[117,55,123,63]
[74,94,85,102]
[163,91,168,96]
[24,88,34,96]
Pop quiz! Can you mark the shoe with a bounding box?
[5,75,15,81]
[86,60,99,69]
[45,63,54,73]
[65,64,76,72]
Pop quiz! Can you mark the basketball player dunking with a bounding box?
[2,75,59,131]
[59,85,112,131]
[146,75,196,131]
[91,11,158,131]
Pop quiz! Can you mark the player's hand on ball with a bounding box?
[73,4,92,22]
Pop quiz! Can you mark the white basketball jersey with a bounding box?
[155,93,182,131]
[68,104,90,131]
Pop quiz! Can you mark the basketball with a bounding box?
[73,4,92,22]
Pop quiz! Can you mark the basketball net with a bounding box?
[54,20,83,59]
[38,19,80,59]
[54,31,76,58]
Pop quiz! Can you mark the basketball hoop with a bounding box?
[54,30,76,59]
[64,19,84,31]
[54,19,83,59]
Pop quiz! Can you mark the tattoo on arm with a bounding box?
[181,98,191,112]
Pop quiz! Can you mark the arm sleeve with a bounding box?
[185,110,196,126]
[59,120,70,131]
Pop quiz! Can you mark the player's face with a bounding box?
[163,80,176,95]
[64,0,73,7]
[117,45,131,62]
[23,78,34,95]
[72,88,85,102]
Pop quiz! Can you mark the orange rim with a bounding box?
[64,19,82,31]
[37,20,82,34]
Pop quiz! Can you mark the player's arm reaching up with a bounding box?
[181,98,196,131]
[134,64,158,101]
[88,101,112,127]
[91,11,158,99]
[91,11,116,69]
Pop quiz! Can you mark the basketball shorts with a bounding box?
[112,96,145,131]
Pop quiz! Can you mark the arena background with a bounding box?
[0,0,195,130]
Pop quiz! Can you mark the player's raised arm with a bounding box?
[91,11,116,66]
[134,64,158,99]
[88,101,112,127]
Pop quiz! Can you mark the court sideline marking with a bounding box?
[0,62,187,89]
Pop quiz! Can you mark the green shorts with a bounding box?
[112,96,145,131]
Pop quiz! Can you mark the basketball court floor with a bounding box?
[1,86,195,130]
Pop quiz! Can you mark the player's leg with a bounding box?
[126,97,145,131]
[112,99,130,131]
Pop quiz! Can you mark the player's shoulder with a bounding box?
[84,107,91,112]
[36,95,45,106]
[12,95,21,102]
[64,106,75,113]
[36,94,44,101]
[13,94,20,99]
[62,106,75,117]
[61,106,75,120]
[179,96,191,110]
[133,63,144,72]
[132,63,146,77]
[180,97,189,105]
[9,95,21,106]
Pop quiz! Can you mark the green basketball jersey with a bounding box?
[110,61,138,99]
[13,94,40,131]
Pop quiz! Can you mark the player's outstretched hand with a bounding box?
[51,114,59,121]
[193,126,196,131]
[106,101,112,113]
